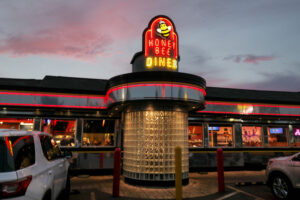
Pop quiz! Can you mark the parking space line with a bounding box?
[90,192,96,200]
[215,191,238,200]
[227,185,264,200]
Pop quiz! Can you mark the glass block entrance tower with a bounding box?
[123,110,189,182]
[106,15,206,186]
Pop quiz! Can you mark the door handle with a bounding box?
[48,171,52,175]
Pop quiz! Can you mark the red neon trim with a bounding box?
[198,110,300,117]
[0,91,105,99]
[144,17,178,59]
[0,103,107,109]
[144,29,151,57]
[0,118,33,123]
[106,83,206,98]
[12,136,30,147]
[206,101,300,109]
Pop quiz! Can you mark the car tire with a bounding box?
[270,174,293,200]
[42,190,51,200]
[61,172,71,200]
[65,172,71,198]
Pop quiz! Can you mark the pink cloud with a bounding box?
[0,0,150,60]
[224,54,275,64]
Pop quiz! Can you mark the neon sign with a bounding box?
[143,16,179,71]
[295,129,300,136]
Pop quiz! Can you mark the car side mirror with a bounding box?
[63,150,73,159]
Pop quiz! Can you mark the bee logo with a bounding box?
[156,20,171,39]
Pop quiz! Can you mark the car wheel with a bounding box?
[65,173,71,197]
[42,190,51,200]
[270,174,293,200]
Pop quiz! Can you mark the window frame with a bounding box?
[39,135,63,161]
[207,123,235,148]
[241,124,264,148]
[81,119,116,147]
[40,118,77,147]
[188,123,204,148]
[267,125,289,148]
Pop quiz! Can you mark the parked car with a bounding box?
[266,152,300,200]
[0,129,70,200]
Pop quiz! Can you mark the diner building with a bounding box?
[1,15,300,185]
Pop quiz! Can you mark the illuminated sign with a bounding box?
[294,129,300,136]
[269,128,283,134]
[209,127,220,131]
[143,16,179,71]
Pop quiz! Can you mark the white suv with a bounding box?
[266,152,300,200]
[0,130,70,200]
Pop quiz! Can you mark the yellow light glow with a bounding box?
[146,57,153,68]
[145,56,177,70]
[123,110,188,181]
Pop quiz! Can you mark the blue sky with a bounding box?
[0,0,299,91]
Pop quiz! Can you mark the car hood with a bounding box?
[271,155,292,161]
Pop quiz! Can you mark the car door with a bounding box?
[39,136,65,199]
[291,153,300,187]
[49,137,67,193]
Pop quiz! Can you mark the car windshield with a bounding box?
[0,135,35,172]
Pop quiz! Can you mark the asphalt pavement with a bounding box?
[68,170,280,200]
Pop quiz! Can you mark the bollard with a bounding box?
[175,146,182,200]
[112,148,121,197]
[99,153,104,168]
[217,148,225,192]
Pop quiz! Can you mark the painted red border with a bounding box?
[106,83,207,98]
[206,101,300,109]
[0,91,105,99]
[198,110,300,117]
[0,103,107,109]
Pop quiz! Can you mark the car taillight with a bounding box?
[0,176,32,198]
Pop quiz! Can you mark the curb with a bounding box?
[235,181,266,186]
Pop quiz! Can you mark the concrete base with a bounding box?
[124,177,189,187]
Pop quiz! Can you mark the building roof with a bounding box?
[206,87,300,104]
[0,76,299,104]
[0,76,108,95]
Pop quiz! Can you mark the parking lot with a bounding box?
[69,170,280,200]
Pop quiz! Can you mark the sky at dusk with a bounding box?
[0,0,299,92]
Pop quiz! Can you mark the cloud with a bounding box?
[228,72,300,92]
[224,54,275,64]
[0,30,113,60]
[0,0,145,60]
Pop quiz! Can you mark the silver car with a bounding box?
[266,152,300,200]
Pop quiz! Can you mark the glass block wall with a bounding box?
[123,110,189,181]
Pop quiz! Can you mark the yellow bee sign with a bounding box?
[143,16,179,71]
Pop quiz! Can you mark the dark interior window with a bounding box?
[0,136,35,172]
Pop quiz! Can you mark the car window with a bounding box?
[39,135,62,161]
[0,135,35,172]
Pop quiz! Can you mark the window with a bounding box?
[268,127,288,147]
[188,125,203,147]
[292,126,300,147]
[39,135,62,161]
[42,119,76,146]
[208,125,233,147]
[242,126,262,147]
[0,136,35,172]
[0,118,33,131]
[82,120,115,146]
